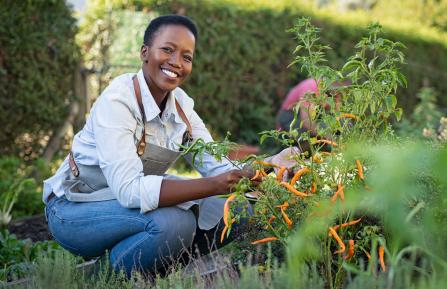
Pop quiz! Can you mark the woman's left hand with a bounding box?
[265,147,300,181]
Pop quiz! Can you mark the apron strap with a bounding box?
[132,76,147,156]
[68,151,80,177]
[132,74,193,156]
[174,99,193,143]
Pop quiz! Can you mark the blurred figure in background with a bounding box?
[276,78,319,135]
[275,78,348,151]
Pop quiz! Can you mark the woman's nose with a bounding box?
[168,52,181,68]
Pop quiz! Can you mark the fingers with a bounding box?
[268,147,301,171]
[250,178,262,187]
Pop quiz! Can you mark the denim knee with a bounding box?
[109,207,197,275]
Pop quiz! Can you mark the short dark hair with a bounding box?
[143,15,198,46]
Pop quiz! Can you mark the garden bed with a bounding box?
[7,214,52,243]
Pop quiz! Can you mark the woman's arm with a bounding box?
[93,84,256,210]
[158,169,253,207]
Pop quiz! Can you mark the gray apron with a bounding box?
[63,75,225,230]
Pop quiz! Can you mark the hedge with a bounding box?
[80,0,447,144]
[0,0,79,157]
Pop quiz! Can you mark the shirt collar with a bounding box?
[136,70,183,124]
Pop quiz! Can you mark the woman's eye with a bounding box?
[161,47,173,53]
[183,55,193,62]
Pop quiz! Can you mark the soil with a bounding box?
[7,214,52,242]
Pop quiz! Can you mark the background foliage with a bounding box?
[0,0,79,157]
[79,0,447,144]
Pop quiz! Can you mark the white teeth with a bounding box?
[162,69,178,78]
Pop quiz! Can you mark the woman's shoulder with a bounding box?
[92,73,138,115]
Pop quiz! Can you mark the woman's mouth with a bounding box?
[161,68,179,78]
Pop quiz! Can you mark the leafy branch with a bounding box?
[179,133,244,169]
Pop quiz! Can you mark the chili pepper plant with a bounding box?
[183,18,442,288]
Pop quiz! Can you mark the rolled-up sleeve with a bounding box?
[93,89,161,212]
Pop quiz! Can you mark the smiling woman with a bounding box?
[141,22,196,106]
[42,15,259,277]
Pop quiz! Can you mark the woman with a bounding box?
[43,15,259,276]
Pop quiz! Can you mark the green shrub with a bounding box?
[0,0,79,157]
[79,0,447,144]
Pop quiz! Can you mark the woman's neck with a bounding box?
[143,73,168,109]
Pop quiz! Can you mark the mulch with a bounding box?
[7,214,52,242]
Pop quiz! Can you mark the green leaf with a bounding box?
[385,95,397,110]
[395,71,408,88]
[395,107,403,121]
[341,60,363,72]
[260,134,269,144]
[370,101,376,114]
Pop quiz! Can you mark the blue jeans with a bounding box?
[45,196,249,276]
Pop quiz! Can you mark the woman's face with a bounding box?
[140,25,195,98]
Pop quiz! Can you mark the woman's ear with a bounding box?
[140,45,149,63]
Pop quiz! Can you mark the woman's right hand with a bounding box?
[212,169,258,195]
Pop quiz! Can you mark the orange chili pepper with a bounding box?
[281,209,293,229]
[276,166,287,181]
[331,183,344,202]
[264,215,277,230]
[220,218,235,243]
[332,218,362,231]
[356,159,364,180]
[311,181,317,193]
[290,167,311,186]
[328,227,346,254]
[331,189,339,202]
[223,194,236,226]
[312,154,323,164]
[338,184,345,201]
[379,246,386,272]
[250,170,261,181]
[275,201,289,210]
[251,237,278,245]
[220,225,228,243]
[254,160,280,168]
[280,182,309,197]
[344,239,355,260]
[360,247,372,260]
[336,113,360,121]
[260,169,268,177]
[312,139,338,147]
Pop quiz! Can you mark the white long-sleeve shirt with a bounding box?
[43,70,235,213]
